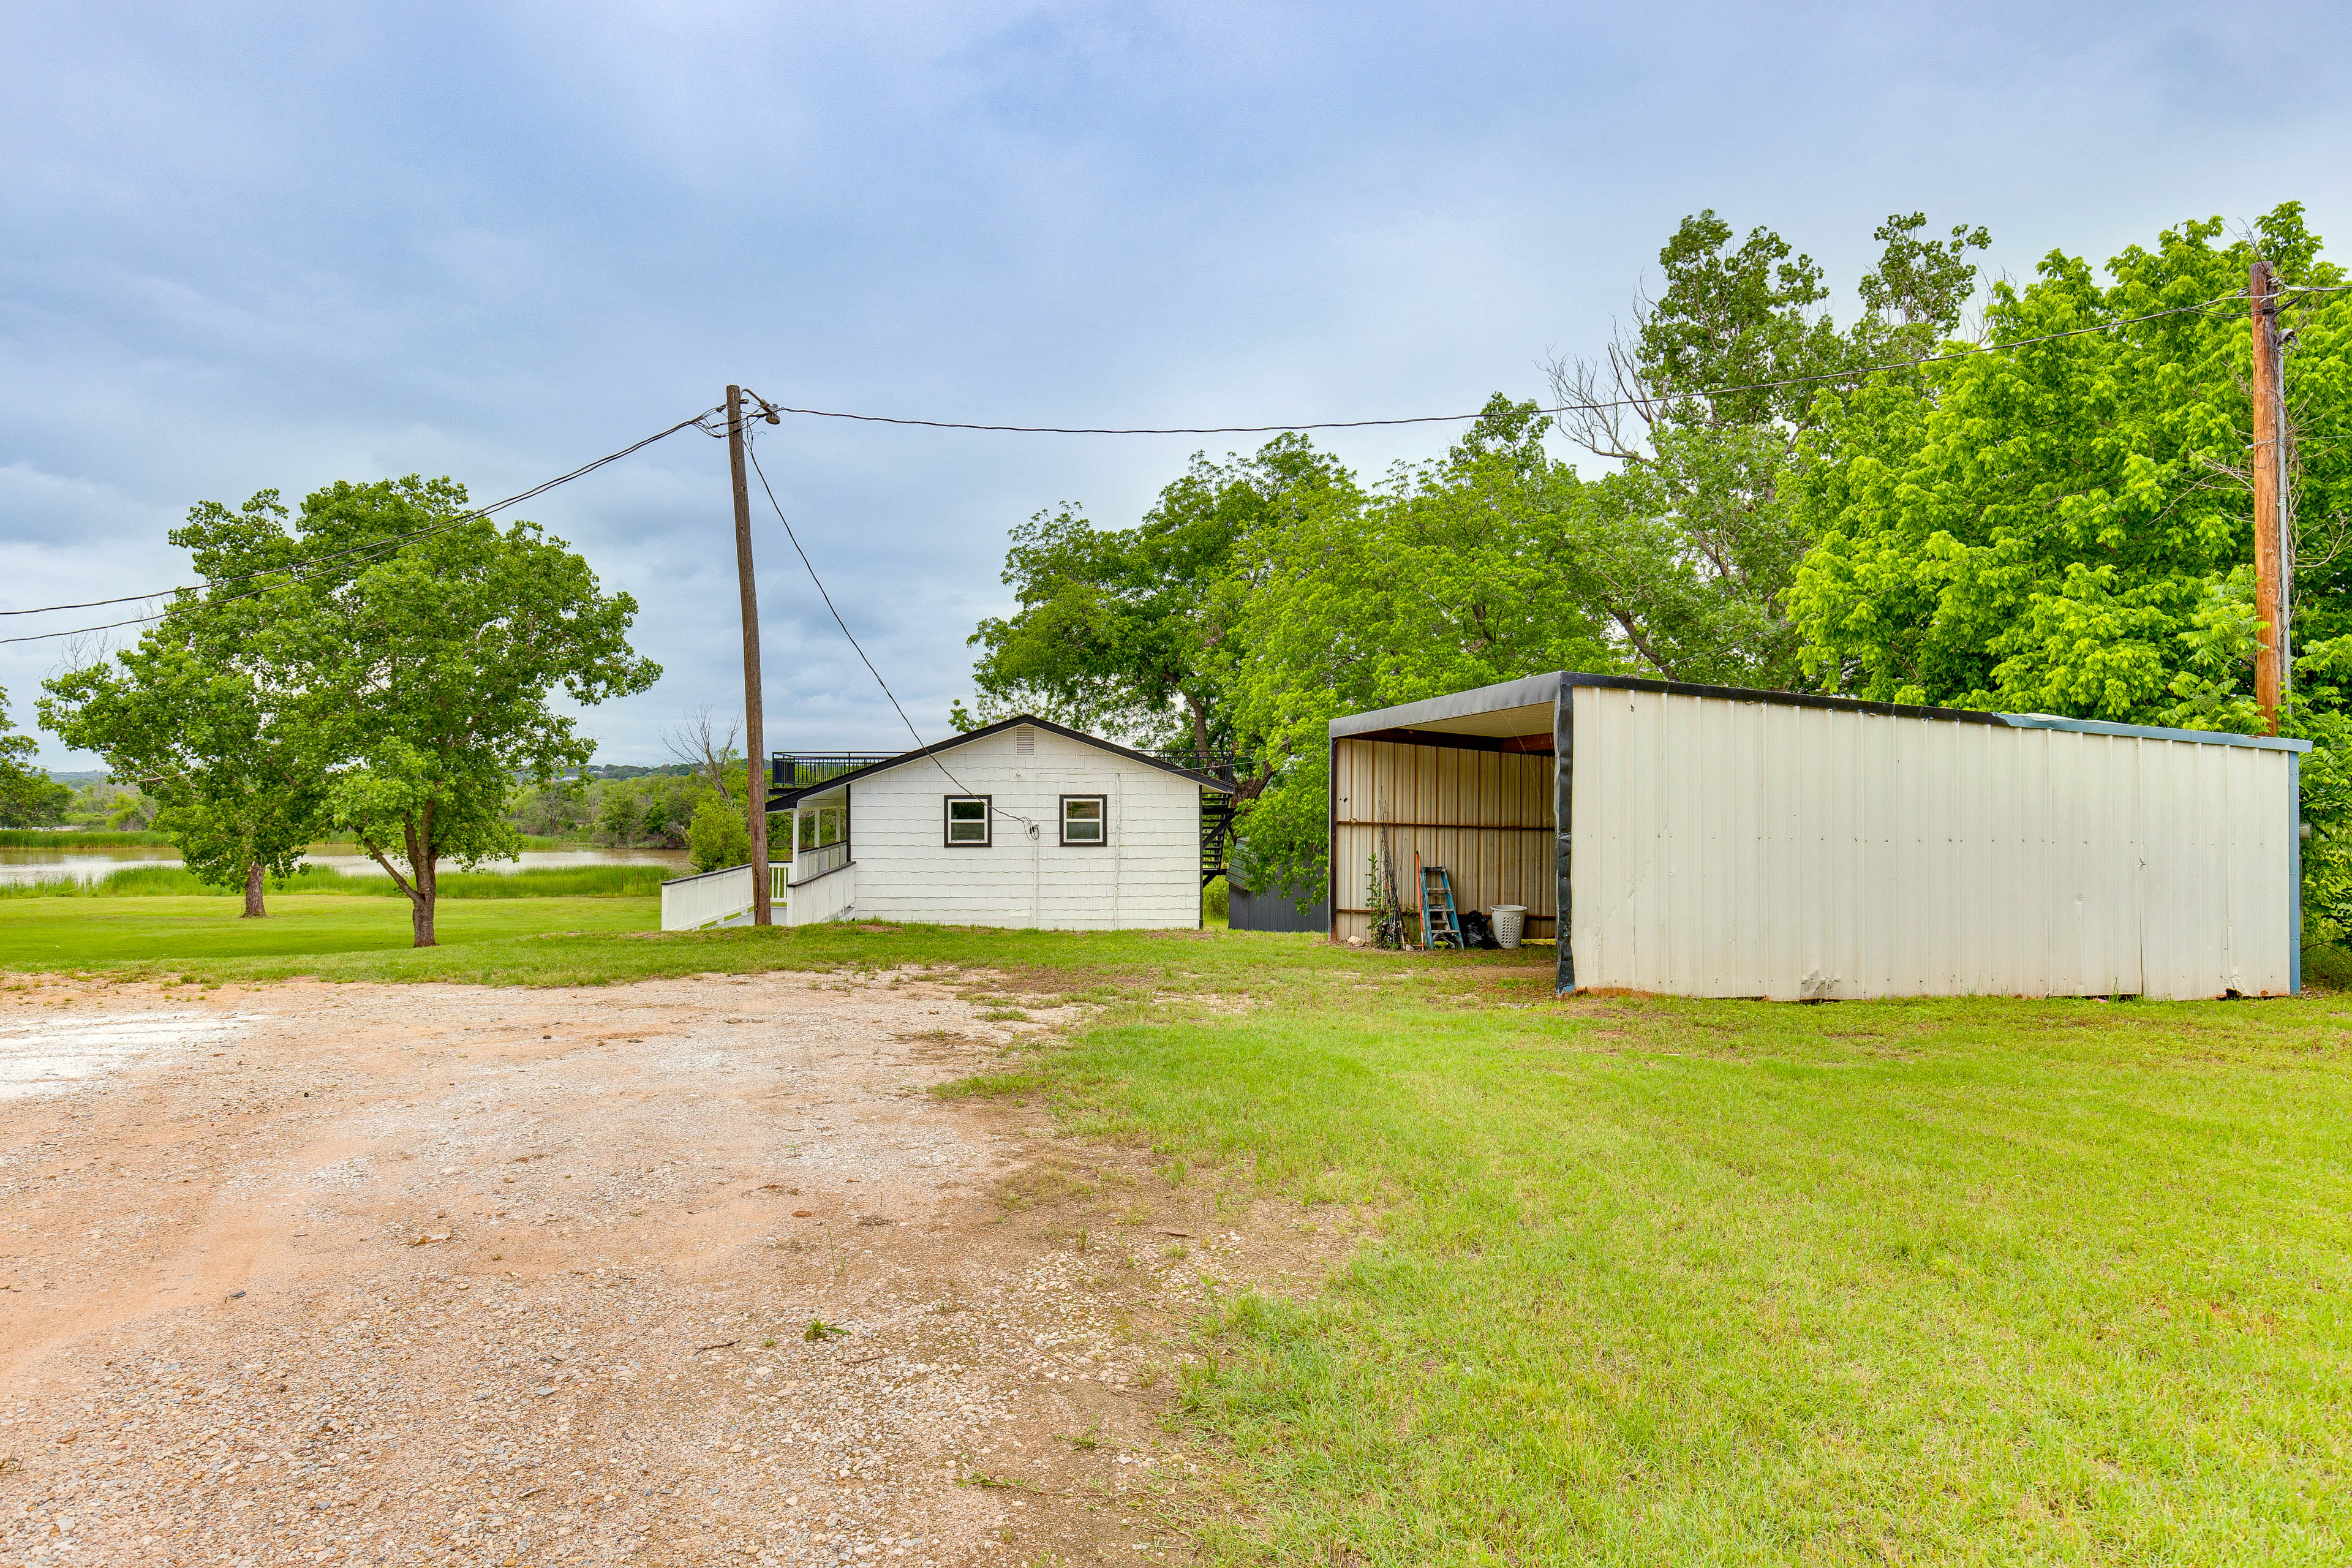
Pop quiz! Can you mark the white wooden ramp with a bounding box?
[660,864,756,930]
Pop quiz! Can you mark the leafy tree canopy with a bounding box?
[0,691,69,828]
[1786,201,2352,933]
[42,491,326,913]
[688,792,752,873]
[968,211,1998,903]
[1789,203,2346,722]
[963,435,1359,760]
[279,477,660,944]
[1222,398,1616,893]
[1549,210,1995,693]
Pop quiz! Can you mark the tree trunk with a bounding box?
[241,862,266,918]
[405,808,438,948]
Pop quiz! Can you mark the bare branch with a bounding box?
[663,706,743,803]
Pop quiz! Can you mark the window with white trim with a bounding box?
[1060,794,1106,846]
[944,795,991,846]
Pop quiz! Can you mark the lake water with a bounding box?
[0,844,692,887]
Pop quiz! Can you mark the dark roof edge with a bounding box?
[767,713,1235,809]
[1325,670,2313,754]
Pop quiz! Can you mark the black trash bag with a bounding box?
[1459,910,1501,950]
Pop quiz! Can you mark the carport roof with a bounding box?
[1329,672,2314,753]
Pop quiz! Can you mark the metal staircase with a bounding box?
[1200,793,1235,886]
[1161,748,1240,888]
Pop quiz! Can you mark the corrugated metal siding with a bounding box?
[1567,685,2293,1000]
[1330,737,1554,943]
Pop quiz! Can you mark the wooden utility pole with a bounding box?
[726,384,772,925]
[2252,260,2287,734]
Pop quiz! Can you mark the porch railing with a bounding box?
[791,840,850,884]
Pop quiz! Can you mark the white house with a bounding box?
[722,715,1231,930]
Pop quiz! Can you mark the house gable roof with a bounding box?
[766,714,1235,810]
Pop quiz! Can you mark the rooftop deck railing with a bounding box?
[770,752,899,788]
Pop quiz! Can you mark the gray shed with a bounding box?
[1330,673,2309,1000]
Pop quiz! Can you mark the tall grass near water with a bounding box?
[0,830,573,851]
[0,862,667,899]
[0,829,178,847]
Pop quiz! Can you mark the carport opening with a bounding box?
[1329,697,1558,949]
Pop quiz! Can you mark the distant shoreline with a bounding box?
[0,830,611,851]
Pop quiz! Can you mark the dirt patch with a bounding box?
[0,969,1351,1566]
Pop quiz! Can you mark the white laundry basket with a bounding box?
[1491,904,1526,949]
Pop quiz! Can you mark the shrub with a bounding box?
[688,794,751,873]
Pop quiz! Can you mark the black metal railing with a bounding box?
[771,752,898,789]
[1154,748,1237,780]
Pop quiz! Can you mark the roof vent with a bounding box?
[1015,725,1035,758]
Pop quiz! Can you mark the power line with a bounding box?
[0,410,726,645]
[741,415,1036,832]
[755,286,2350,437]
[13,278,2350,634]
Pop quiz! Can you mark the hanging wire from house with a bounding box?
[739,405,1038,833]
[0,409,729,646]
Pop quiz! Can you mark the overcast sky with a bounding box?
[6,1,2348,767]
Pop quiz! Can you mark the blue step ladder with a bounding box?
[1419,864,1464,950]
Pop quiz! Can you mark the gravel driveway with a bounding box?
[0,967,1320,1567]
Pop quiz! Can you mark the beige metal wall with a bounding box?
[1331,737,1555,943]
[1567,685,2294,1000]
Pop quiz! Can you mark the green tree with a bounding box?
[1548,209,1993,691]
[1224,398,1621,895]
[590,779,638,846]
[968,211,1992,907]
[42,492,326,913]
[65,780,157,829]
[967,435,1360,760]
[510,776,592,840]
[633,774,707,848]
[687,792,752,873]
[279,477,660,946]
[0,691,69,827]
[1786,202,2352,934]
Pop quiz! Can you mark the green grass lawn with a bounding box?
[0,900,1311,985]
[999,957,2352,1565]
[0,893,658,970]
[3,902,2345,1562]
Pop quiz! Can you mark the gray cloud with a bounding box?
[4,0,2350,762]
